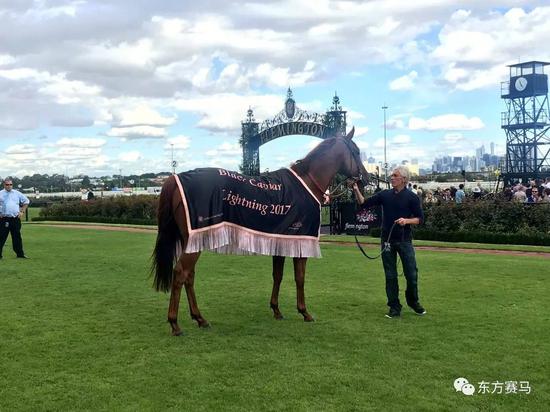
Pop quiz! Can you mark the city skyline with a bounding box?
[1,2,549,178]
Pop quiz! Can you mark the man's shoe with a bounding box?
[385,307,401,318]
[410,304,426,315]
[16,255,28,259]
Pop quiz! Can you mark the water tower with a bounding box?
[501,61,550,185]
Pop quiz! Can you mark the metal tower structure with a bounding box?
[501,61,550,184]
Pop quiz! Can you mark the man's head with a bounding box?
[390,166,409,190]
[3,178,13,192]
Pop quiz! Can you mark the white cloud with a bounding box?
[106,125,166,139]
[0,54,16,66]
[408,114,485,131]
[368,17,401,37]
[347,110,366,122]
[354,126,369,137]
[171,93,282,132]
[431,6,550,90]
[114,105,177,127]
[56,138,106,148]
[389,71,418,91]
[206,142,241,158]
[118,151,142,162]
[355,139,369,150]
[5,144,37,155]
[165,135,191,150]
[386,118,405,129]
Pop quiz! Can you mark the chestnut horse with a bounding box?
[152,127,369,335]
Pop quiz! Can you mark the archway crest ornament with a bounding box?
[241,88,347,175]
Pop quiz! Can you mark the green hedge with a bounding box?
[32,216,155,225]
[36,196,158,225]
[422,200,550,235]
[367,200,550,245]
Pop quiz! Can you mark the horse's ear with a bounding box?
[346,126,355,140]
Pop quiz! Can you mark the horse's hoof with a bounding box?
[304,316,315,322]
[198,321,211,328]
[172,330,184,336]
[274,315,284,320]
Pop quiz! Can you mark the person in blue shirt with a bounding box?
[455,184,466,204]
[0,178,30,259]
[352,166,426,318]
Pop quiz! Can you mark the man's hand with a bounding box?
[347,179,358,190]
[395,217,409,226]
[395,217,420,226]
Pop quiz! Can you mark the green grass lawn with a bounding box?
[1,226,548,411]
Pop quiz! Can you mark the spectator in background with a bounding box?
[455,184,465,204]
[450,185,457,200]
[542,188,550,203]
[525,180,534,197]
[472,183,483,199]
[526,187,542,203]
[503,186,513,201]
[423,190,439,205]
[535,179,545,196]
[544,177,550,190]
[441,188,452,202]
[416,185,423,199]
[513,186,527,202]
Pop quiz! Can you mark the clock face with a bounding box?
[515,76,528,92]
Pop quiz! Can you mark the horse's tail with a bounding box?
[151,175,181,292]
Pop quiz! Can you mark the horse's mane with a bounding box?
[292,137,338,175]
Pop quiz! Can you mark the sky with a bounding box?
[1,0,550,178]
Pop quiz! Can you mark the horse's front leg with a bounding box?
[293,257,314,322]
[270,256,285,320]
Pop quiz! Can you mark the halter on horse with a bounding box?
[151,127,370,336]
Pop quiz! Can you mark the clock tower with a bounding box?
[501,61,550,184]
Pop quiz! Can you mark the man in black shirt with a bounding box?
[352,166,426,318]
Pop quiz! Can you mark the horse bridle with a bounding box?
[339,137,395,260]
[340,137,367,187]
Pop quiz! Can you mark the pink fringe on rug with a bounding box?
[184,223,321,258]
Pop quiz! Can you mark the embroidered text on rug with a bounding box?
[175,168,321,257]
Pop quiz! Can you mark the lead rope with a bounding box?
[354,222,398,260]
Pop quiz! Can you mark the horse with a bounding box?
[151,127,370,336]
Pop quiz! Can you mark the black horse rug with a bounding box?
[175,167,321,257]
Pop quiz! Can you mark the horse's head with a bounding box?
[337,127,369,191]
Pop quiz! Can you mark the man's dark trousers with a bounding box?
[381,241,419,310]
[0,217,25,257]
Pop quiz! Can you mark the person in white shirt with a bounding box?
[0,178,30,259]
